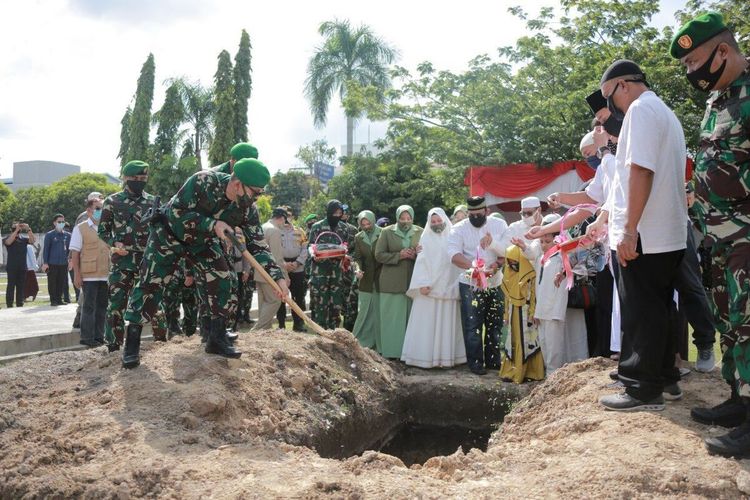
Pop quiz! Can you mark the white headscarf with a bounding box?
[406,208,460,300]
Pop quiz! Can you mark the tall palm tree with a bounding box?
[305,20,397,156]
[168,78,215,171]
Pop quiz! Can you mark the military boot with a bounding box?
[691,383,746,428]
[705,398,750,458]
[205,317,242,359]
[200,316,211,344]
[122,324,143,369]
[168,316,183,338]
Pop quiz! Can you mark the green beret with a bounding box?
[304,214,318,223]
[122,160,148,176]
[230,142,259,161]
[670,12,728,59]
[233,158,270,188]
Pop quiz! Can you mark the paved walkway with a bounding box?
[0,302,77,340]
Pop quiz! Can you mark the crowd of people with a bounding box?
[0,11,748,459]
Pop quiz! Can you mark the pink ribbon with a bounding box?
[541,204,601,290]
[470,246,488,290]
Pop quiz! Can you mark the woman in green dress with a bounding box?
[374,205,423,359]
[352,210,382,351]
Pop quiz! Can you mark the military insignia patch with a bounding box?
[678,35,692,49]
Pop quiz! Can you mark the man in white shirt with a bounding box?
[70,198,110,347]
[595,60,687,412]
[447,196,509,375]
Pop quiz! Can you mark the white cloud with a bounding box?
[0,0,688,180]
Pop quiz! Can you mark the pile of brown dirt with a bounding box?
[2,330,750,498]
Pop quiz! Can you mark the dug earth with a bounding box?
[1,329,750,498]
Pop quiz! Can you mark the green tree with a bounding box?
[171,78,214,170]
[1,174,118,233]
[233,29,253,143]
[295,139,337,174]
[266,171,321,215]
[255,194,272,222]
[117,106,132,166]
[209,50,236,166]
[379,0,706,168]
[124,53,156,164]
[152,82,185,161]
[304,19,397,156]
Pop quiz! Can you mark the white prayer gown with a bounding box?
[401,208,466,368]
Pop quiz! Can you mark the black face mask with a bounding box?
[469,214,486,228]
[607,140,618,156]
[606,83,625,121]
[236,187,254,209]
[687,45,727,92]
[602,114,623,138]
[126,180,147,196]
[327,215,341,228]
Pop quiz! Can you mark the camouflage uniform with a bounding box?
[124,170,282,325]
[307,219,356,330]
[162,257,198,335]
[691,62,750,395]
[98,189,167,346]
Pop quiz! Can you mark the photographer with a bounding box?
[3,221,36,308]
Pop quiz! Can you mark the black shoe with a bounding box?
[609,369,619,381]
[122,324,142,369]
[470,365,487,376]
[107,343,121,353]
[50,302,60,307]
[691,398,746,427]
[168,319,183,337]
[184,329,196,337]
[293,324,307,333]
[226,330,238,342]
[205,318,242,359]
[706,419,750,458]
[200,316,210,344]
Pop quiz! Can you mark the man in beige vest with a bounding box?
[253,208,289,330]
[70,198,110,347]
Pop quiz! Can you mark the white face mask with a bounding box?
[522,215,536,227]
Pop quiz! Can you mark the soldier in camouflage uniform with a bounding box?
[211,142,259,333]
[162,257,198,336]
[670,13,750,456]
[98,160,168,350]
[122,158,286,368]
[307,200,356,330]
[212,142,258,176]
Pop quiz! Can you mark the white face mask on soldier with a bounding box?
[522,215,536,227]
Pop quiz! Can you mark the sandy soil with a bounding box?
[2,329,750,499]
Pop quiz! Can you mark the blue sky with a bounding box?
[0,0,688,180]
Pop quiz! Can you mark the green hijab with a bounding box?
[394,205,416,248]
[357,210,381,246]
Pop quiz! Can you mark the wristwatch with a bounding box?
[596,145,610,159]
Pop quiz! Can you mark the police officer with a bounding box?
[279,208,309,332]
[670,12,750,456]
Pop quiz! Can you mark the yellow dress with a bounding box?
[499,245,545,383]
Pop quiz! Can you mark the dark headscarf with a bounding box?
[326,199,344,229]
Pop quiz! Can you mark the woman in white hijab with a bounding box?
[401,208,466,368]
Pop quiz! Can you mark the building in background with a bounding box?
[1,160,80,192]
